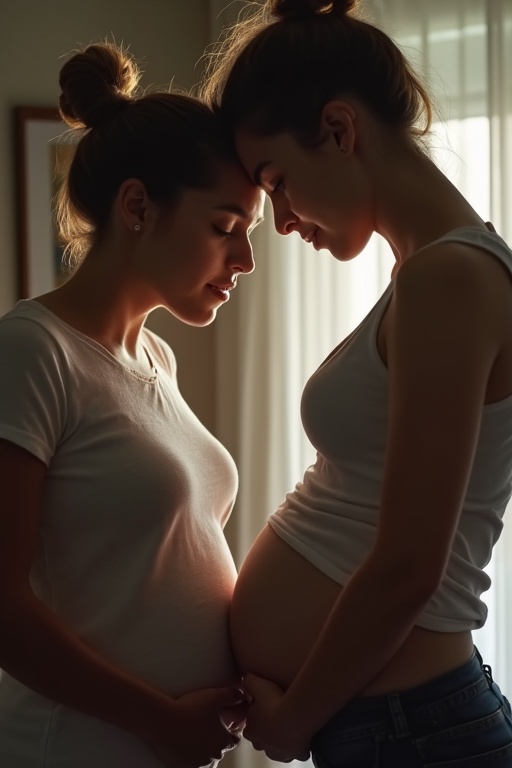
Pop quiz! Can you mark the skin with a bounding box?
[0,160,264,768]
[231,100,512,761]
[37,162,264,364]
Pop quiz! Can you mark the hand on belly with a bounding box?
[242,673,311,762]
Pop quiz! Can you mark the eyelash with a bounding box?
[272,178,284,193]
[213,225,233,237]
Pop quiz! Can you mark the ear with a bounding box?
[116,178,151,232]
[319,100,356,154]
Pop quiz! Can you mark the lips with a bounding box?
[207,281,237,302]
[302,228,318,244]
[208,281,237,292]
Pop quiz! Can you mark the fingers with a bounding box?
[249,741,298,762]
[242,672,260,696]
[243,672,283,699]
[216,686,247,707]
[220,701,249,731]
[224,730,243,751]
[251,742,310,762]
[205,730,241,765]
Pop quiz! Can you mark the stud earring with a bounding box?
[134,224,141,231]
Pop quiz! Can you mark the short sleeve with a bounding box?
[0,316,68,466]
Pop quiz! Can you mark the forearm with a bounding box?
[281,555,432,736]
[0,592,173,740]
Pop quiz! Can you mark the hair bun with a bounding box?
[269,0,360,21]
[58,42,141,129]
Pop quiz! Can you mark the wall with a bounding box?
[0,0,218,430]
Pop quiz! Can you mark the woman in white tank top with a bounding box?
[200,1,512,765]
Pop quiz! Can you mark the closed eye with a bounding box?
[213,224,233,237]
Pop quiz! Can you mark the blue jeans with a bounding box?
[311,648,512,767]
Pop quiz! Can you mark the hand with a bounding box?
[148,686,247,768]
[243,674,311,763]
[220,699,250,734]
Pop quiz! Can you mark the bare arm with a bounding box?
[0,440,243,767]
[244,244,510,757]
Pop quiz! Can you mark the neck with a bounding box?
[36,245,156,360]
[370,139,486,268]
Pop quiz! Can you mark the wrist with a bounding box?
[279,692,318,744]
[131,690,179,743]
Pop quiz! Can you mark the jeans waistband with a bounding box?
[316,648,490,737]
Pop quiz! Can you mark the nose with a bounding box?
[231,237,255,275]
[272,196,299,236]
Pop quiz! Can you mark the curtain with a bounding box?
[209,2,512,767]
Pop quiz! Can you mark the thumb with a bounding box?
[244,672,282,699]
[214,686,248,708]
[243,672,259,698]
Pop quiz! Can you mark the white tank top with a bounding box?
[269,226,512,631]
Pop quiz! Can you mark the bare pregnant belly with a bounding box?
[230,525,474,694]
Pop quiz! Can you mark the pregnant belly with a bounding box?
[230,524,341,689]
[230,525,474,694]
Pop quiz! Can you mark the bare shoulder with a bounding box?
[385,237,512,403]
[396,238,512,301]
[393,238,512,339]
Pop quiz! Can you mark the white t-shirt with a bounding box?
[0,300,239,767]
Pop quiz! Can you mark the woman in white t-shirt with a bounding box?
[0,41,263,768]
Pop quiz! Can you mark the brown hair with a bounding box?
[200,0,434,146]
[57,42,237,266]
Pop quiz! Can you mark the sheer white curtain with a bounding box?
[210,2,512,767]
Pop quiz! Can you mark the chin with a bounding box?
[329,246,352,262]
[331,241,365,263]
[170,307,217,327]
[190,310,218,327]
[316,235,348,261]
[330,228,373,263]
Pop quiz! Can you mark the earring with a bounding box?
[134,224,141,231]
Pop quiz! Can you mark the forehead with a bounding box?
[213,160,265,220]
[234,131,298,183]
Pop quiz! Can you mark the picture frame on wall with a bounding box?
[15,106,77,299]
